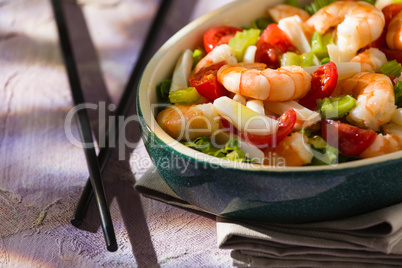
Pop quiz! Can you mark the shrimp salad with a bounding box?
[155,0,402,167]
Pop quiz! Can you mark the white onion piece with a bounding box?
[169,49,193,92]
[246,99,265,115]
[303,62,361,80]
[232,94,247,105]
[213,96,278,135]
[278,15,311,54]
[266,100,321,129]
[243,45,257,63]
[392,108,402,126]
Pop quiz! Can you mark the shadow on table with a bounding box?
[64,0,201,266]
[61,0,159,265]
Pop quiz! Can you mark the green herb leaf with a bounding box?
[156,79,171,102]
[304,0,335,15]
[285,0,300,7]
[394,80,402,108]
[183,137,248,162]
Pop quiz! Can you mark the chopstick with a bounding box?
[70,0,173,226]
[51,0,117,252]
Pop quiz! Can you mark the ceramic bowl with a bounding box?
[137,0,402,223]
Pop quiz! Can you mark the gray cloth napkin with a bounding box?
[134,167,402,267]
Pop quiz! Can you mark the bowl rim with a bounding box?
[138,0,402,173]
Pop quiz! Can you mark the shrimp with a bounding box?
[305,1,385,61]
[217,63,312,102]
[193,44,237,74]
[156,103,220,141]
[350,48,388,73]
[386,11,402,50]
[359,134,400,158]
[267,4,310,23]
[333,72,396,131]
[359,122,402,158]
[263,132,313,166]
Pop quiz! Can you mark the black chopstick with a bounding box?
[70,0,173,226]
[51,0,117,252]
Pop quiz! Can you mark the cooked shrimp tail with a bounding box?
[350,48,388,73]
[217,63,312,102]
[156,103,220,141]
[305,1,385,61]
[333,72,397,131]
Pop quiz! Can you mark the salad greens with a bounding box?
[156,79,171,103]
[183,137,249,162]
[303,0,336,15]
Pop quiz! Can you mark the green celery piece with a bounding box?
[394,80,402,108]
[192,48,205,70]
[380,60,402,78]
[229,28,261,61]
[309,135,327,149]
[309,135,339,165]
[156,79,171,102]
[317,95,356,119]
[281,51,314,67]
[311,31,333,59]
[168,87,201,104]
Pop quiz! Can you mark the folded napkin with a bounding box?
[134,167,402,267]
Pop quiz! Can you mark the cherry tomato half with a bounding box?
[189,62,228,102]
[203,26,243,53]
[321,119,377,156]
[298,61,338,110]
[240,109,297,149]
[257,24,295,53]
[255,42,283,69]
[255,23,296,69]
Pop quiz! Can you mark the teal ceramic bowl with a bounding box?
[137,0,402,223]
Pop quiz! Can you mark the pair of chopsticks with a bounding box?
[51,0,172,252]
